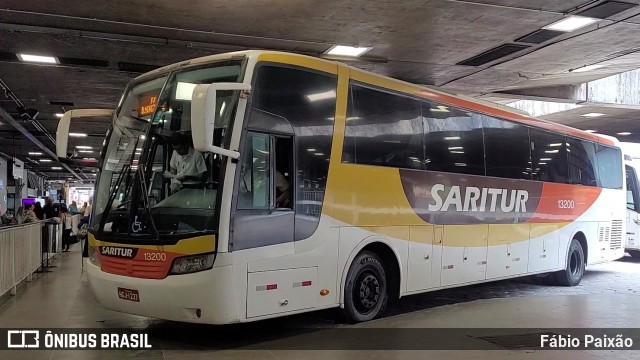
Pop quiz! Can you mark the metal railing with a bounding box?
[0,222,45,298]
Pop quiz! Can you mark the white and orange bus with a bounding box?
[57,51,625,324]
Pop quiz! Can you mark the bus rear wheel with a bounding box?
[550,238,585,286]
[629,250,640,259]
[343,251,388,323]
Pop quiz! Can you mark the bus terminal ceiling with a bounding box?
[3,0,640,179]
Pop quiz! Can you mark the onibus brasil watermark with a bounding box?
[6,329,152,349]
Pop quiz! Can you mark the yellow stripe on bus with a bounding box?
[256,53,338,74]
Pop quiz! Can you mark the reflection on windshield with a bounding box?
[92,60,243,240]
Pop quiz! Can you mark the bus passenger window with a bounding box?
[239,132,270,209]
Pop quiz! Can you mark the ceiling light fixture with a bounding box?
[306,90,336,102]
[571,64,605,73]
[69,133,87,137]
[431,105,450,112]
[55,113,64,118]
[76,146,93,149]
[28,152,43,156]
[543,15,599,32]
[40,159,52,162]
[17,53,59,64]
[580,113,605,118]
[51,166,62,170]
[324,45,372,57]
[78,150,93,153]
[617,132,632,136]
[584,130,598,133]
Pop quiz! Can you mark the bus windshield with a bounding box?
[91,60,244,241]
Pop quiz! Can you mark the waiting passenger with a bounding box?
[0,203,17,226]
[164,137,207,191]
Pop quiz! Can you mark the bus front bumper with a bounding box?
[86,261,240,324]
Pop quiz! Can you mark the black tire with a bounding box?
[550,238,585,286]
[343,251,389,323]
[629,250,640,259]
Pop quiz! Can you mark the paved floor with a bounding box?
[1,244,639,359]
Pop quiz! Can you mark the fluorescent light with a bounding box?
[549,143,563,147]
[584,129,598,133]
[617,132,632,136]
[140,135,146,140]
[543,15,598,32]
[448,146,463,150]
[325,45,372,57]
[306,90,336,102]
[219,102,226,116]
[51,167,62,170]
[314,152,325,156]
[444,136,460,141]
[539,158,552,161]
[69,133,87,137]
[571,64,605,73]
[454,163,467,167]
[78,150,93,153]
[55,113,64,118]
[83,158,97,161]
[17,53,59,64]
[346,117,360,121]
[431,105,450,113]
[545,150,559,153]
[40,159,52,162]
[175,82,197,101]
[450,151,465,154]
[28,152,42,156]
[580,113,605,118]
[307,148,316,152]
[539,162,547,165]
[76,146,92,149]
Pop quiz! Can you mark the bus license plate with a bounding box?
[117,287,140,302]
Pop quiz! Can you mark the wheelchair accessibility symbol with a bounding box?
[132,216,142,233]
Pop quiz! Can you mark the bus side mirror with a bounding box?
[191,83,250,160]
[56,109,114,158]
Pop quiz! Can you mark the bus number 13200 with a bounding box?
[143,252,167,261]
[557,200,575,209]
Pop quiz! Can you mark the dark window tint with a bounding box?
[343,84,423,170]
[530,129,567,183]
[423,103,484,176]
[626,165,639,211]
[251,65,336,240]
[567,138,598,186]
[480,115,531,180]
[596,144,623,189]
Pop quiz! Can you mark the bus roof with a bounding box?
[135,50,615,147]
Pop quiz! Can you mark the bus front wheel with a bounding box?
[343,251,389,323]
[550,238,585,286]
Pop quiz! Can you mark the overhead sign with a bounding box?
[12,158,24,179]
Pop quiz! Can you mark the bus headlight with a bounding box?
[88,247,100,266]
[169,253,215,275]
